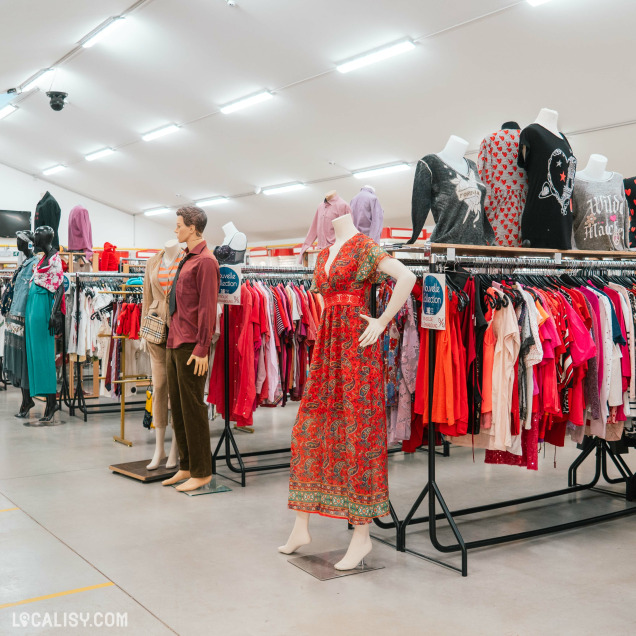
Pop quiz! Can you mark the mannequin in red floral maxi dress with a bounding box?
[279,214,416,570]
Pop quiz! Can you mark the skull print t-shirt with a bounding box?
[409,154,495,245]
[518,124,577,249]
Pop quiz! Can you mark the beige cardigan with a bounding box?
[142,250,172,327]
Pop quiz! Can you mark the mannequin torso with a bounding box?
[437,135,470,175]
[534,108,562,139]
[325,214,358,275]
[221,222,247,251]
[162,239,181,268]
[577,154,612,181]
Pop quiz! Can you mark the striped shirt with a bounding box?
[158,252,184,294]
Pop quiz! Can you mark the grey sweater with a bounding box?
[409,154,495,245]
[572,173,631,251]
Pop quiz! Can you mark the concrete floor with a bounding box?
[1,388,635,636]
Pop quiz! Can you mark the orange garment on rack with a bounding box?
[481,305,495,429]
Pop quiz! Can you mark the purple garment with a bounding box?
[350,187,384,243]
[67,205,93,259]
[299,196,351,259]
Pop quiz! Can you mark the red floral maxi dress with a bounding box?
[288,233,390,525]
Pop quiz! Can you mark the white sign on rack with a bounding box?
[421,273,446,330]
[218,264,242,305]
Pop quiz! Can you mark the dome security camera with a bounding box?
[226,0,237,6]
[46,91,68,111]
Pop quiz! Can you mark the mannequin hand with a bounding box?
[358,315,387,348]
[139,338,148,353]
[187,354,209,376]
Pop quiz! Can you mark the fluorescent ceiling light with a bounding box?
[42,165,66,176]
[337,39,415,74]
[0,104,17,120]
[196,196,229,206]
[144,207,172,217]
[262,183,306,196]
[220,91,273,114]
[527,0,552,5]
[82,17,125,48]
[142,124,180,141]
[352,162,411,179]
[85,147,115,161]
[22,68,54,91]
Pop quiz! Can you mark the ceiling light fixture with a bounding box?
[220,91,273,114]
[526,0,553,5]
[336,39,415,74]
[262,183,306,196]
[196,196,229,206]
[352,162,411,179]
[85,147,115,162]
[81,17,125,48]
[142,124,180,142]
[42,165,66,176]
[0,104,18,120]
[21,68,54,92]
[144,207,172,217]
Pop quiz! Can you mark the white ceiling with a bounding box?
[1,0,635,245]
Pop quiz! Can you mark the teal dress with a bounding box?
[25,253,63,397]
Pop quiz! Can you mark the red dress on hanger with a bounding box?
[288,233,390,525]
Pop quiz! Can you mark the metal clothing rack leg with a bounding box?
[212,306,291,487]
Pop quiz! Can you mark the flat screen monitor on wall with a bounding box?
[0,210,31,238]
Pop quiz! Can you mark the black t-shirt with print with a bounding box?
[624,175,636,248]
[517,124,577,249]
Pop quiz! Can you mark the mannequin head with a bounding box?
[33,226,54,253]
[16,230,34,258]
[175,206,207,245]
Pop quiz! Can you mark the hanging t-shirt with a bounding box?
[624,175,636,248]
[572,173,631,251]
[408,154,495,245]
[477,127,528,247]
[517,124,577,249]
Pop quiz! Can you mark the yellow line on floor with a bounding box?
[0,507,19,513]
[0,582,115,610]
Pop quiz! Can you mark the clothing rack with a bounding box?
[373,253,636,576]
[68,273,147,426]
[212,265,314,486]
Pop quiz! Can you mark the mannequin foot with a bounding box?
[175,476,211,492]
[162,470,190,486]
[15,399,36,418]
[334,530,372,571]
[146,451,167,471]
[278,524,312,554]
[39,404,60,423]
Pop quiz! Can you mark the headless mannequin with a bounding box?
[521,107,562,166]
[437,135,470,175]
[325,190,338,203]
[221,222,247,251]
[31,226,64,423]
[534,107,561,137]
[278,214,416,570]
[14,233,36,418]
[577,154,611,181]
[146,239,181,470]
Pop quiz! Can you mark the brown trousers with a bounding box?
[166,344,211,477]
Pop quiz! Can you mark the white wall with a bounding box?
[0,161,167,249]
